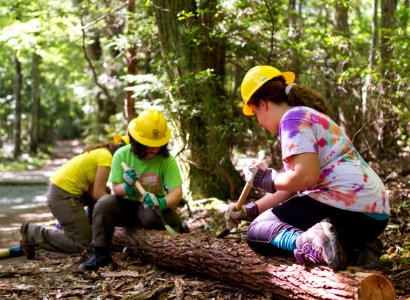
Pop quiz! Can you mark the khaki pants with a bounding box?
[92,194,181,247]
[28,183,91,253]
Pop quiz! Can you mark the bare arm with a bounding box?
[163,186,183,208]
[112,182,128,197]
[274,152,320,192]
[89,166,111,201]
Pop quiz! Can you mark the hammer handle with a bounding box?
[121,162,146,195]
[235,182,252,210]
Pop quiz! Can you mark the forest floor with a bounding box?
[0,140,409,299]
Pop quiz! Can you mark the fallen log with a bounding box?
[112,228,396,300]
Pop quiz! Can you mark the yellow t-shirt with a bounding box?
[50,148,112,195]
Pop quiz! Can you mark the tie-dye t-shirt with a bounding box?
[279,106,389,215]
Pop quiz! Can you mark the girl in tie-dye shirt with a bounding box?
[225,65,389,270]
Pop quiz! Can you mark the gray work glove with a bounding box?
[224,202,259,230]
[244,162,278,193]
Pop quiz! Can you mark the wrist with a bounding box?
[158,197,167,210]
[253,168,277,193]
[244,202,259,221]
[124,182,135,196]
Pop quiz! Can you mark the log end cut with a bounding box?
[359,273,396,300]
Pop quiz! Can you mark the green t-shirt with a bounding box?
[109,144,183,201]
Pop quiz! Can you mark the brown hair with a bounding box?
[129,133,170,160]
[248,77,331,115]
[83,143,123,155]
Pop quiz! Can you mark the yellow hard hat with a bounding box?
[113,134,130,145]
[241,66,295,115]
[128,109,171,147]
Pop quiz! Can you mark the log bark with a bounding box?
[112,228,396,300]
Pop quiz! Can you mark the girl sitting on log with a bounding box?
[225,66,390,270]
[79,109,186,271]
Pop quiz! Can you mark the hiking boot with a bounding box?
[20,222,36,259]
[294,218,348,270]
[180,221,190,233]
[79,246,112,271]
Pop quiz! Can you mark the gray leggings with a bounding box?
[29,183,91,253]
[92,194,182,247]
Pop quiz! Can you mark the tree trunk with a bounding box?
[287,0,303,75]
[30,52,40,154]
[124,0,137,121]
[360,0,379,157]
[152,0,243,200]
[13,54,22,159]
[112,228,396,300]
[377,0,399,157]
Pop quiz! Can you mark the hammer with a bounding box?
[217,160,267,238]
[217,182,252,238]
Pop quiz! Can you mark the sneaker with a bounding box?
[294,218,348,270]
[20,222,36,259]
[79,246,112,271]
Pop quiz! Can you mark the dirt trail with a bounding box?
[0,139,84,184]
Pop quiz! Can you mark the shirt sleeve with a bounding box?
[280,109,318,162]
[109,149,125,184]
[96,148,113,168]
[162,156,183,190]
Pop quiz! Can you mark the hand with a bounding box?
[123,167,138,186]
[142,192,167,210]
[243,161,268,184]
[224,202,259,230]
[224,203,248,230]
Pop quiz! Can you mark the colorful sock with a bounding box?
[271,229,300,251]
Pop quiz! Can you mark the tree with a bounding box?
[29,52,40,154]
[13,54,22,159]
[151,0,243,200]
[113,228,397,300]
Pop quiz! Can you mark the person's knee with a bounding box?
[138,207,181,229]
[94,194,117,214]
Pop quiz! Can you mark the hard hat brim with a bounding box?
[241,70,296,116]
[242,104,254,116]
[282,72,295,85]
[113,134,130,145]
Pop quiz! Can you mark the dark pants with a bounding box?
[247,195,388,259]
[92,194,182,247]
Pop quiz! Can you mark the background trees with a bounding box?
[0,0,408,200]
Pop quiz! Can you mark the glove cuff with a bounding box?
[124,182,135,196]
[253,168,277,193]
[243,202,259,221]
[158,197,167,210]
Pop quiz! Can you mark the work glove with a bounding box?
[123,167,138,196]
[142,192,167,211]
[243,163,278,193]
[224,202,259,230]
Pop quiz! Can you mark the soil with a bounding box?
[0,141,409,299]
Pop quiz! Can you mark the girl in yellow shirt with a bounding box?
[20,136,128,258]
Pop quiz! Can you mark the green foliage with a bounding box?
[0,0,408,190]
